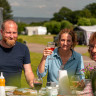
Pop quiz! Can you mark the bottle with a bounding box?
[0,72,6,96]
[91,67,96,96]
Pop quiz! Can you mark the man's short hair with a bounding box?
[1,19,17,31]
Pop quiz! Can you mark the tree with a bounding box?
[44,21,61,34]
[17,22,29,34]
[30,21,45,26]
[80,9,92,18]
[61,20,73,30]
[51,7,72,21]
[77,18,91,26]
[90,18,96,25]
[84,3,96,17]
[67,9,92,24]
[0,0,13,20]
[67,10,81,24]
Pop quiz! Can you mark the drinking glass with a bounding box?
[46,82,56,87]
[33,77,43,96]
[47,42,55,60]
[70,75,80,94]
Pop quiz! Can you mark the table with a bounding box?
[5,79,94,96]
[58,79,93,96]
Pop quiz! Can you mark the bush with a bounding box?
[17,38,25,44]
[17,22,29,34]
[61,20,73,30]
[90,18,96,25]
[44,21,61,34]
[77,18,91,26]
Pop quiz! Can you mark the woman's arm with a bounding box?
[38,47,52,73]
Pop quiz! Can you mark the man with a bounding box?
[88,32,96,62]
[0,19,34,87]
[88,32,96,96]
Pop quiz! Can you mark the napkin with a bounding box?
[58,70,71,95]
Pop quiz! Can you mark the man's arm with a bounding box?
[23,64,34,87]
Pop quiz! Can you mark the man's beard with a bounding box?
[3,38,17,47]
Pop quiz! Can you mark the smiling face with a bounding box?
[59,33,73,51]
[89,41,96,61]
[1,20,18,48]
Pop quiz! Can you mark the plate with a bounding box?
[5,86,18,91]
[6,88,37,96]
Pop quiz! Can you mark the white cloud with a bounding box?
[7,0,96,18]
[37,5,46,8]
[10,1,20,7]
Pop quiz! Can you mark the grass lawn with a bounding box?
[18,35,55,45]
[82,52,90,57]
[19,35,52,88]
[21,52,47,88]
[19,35,88,88]
[76,45,87,47]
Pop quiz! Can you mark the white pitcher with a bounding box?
[58,70,71,95]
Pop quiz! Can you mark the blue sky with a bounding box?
[8,0,96,18]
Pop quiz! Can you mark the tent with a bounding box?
[24,26,47,36]
[74,25,96,45]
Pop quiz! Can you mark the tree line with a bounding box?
[51,3,96,24]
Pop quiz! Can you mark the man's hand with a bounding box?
[24,64,34,88]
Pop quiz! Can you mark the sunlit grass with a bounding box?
[18,35,55,45]
[82,52,90,57]
[20,35,89,88]
[21,52,47,88]
[76,45,87,47]
[19,35,54,88]
[21,50,90,88]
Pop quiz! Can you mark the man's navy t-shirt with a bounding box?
[0,41,31,87]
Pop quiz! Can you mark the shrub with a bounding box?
[90,18,96,25]
[17,38,25,44]
[44,21,61,34]
[77,18,91,26]
[61,20,73,30]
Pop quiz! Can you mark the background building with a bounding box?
[74,25,96,45]
[24,26,47,36]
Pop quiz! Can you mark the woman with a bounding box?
[37,28,85,84]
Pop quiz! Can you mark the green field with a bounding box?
[21,52,47,88]
[19,35,88,88]
[18,35,55,45]
[18,35,51,88]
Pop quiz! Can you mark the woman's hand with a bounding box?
[43,47,53,58]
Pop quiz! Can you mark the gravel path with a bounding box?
[74,47,96,66]
[27,43,45,53]
[27,43,96,67]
